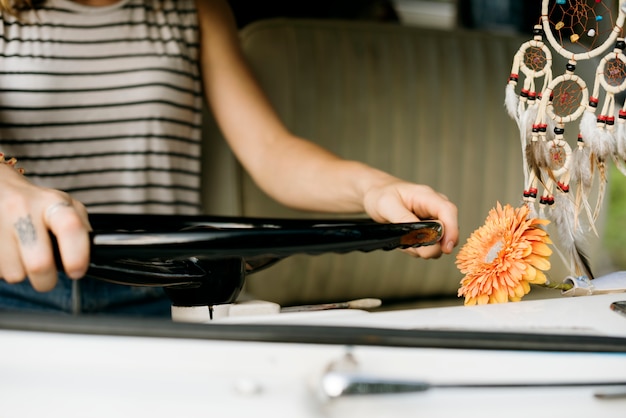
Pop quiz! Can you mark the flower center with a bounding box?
[484,240,504,263]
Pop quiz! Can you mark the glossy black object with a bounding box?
[82,214,443,307]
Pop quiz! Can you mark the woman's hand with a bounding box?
[0,165,91,292]
[363,180,458,259]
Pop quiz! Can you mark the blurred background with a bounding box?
[227,0,542,34]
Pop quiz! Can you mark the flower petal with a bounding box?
[531,241,553,257]
[526,253,551,271]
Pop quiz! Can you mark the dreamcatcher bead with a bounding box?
[597,115,615,126]
[554,127,565,135]
[589,96,599,107]
[570,34,580,43]
[533,26,544,36]
[509,73,519,82]
[523,188,538,199]
[566,62,576,72]
[555,21,565,30]
[616,39,626,50]
[619,109,626,119]
[588,29,596,37]
[557,182,570,193]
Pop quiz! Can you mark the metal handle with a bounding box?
[320,371,431,398]
[319,371,626,400]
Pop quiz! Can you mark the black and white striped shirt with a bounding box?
[0,0,203,214]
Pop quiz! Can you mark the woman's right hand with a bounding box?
[0,164,91,292]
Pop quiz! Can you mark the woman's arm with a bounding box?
[195,0,458,257]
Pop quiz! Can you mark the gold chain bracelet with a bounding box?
[0,153,25,174]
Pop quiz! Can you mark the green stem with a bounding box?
[538,281,574,291]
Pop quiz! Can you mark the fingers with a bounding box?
[45,199,91,279]
[0,187,91,292]
[11,213,58,292]
[430,198,458,255]
[404,186,458,257]
[0,228,28,284]
[364,182,459,259]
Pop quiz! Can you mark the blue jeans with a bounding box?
[0,273,171,317]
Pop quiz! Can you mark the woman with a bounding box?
[0,0,458,315]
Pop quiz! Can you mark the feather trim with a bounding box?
[522,104,539,145]
[569,140,593,189]
[549,193,594,279]
[505,83,520,123]
[592,161,608,223]
[580,110,616,160]
[569,141,595,229]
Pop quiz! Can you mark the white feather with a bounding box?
[592,162,608,223]
[580,110,616,161]
[613,155,626,176]
[569,142,593,189]
[521,104,539,143]
[569,142,595,228]
[548,193,593,278]
[505,83,520,123]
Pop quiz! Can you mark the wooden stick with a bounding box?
[280,298,382,313]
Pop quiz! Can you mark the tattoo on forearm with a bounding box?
[14,215,37,246]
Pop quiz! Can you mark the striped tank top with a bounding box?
[0,0,203,215]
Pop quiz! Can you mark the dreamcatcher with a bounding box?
[506,0,626,281]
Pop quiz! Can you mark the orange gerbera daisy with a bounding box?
[456,202,552,305]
